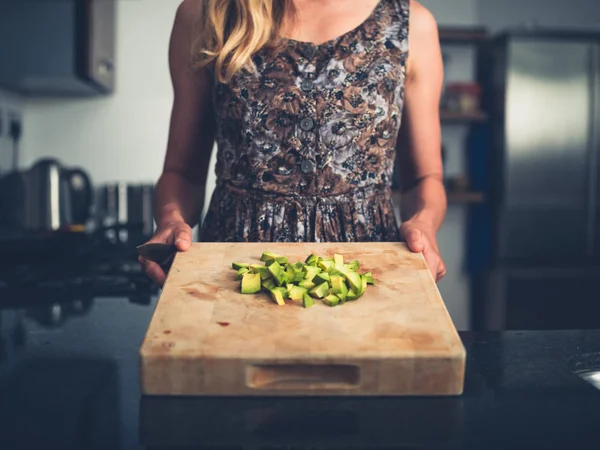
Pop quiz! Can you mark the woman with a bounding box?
[140,0,446,285]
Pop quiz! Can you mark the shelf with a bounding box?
[439,27,488,44]
[440,110,488,122]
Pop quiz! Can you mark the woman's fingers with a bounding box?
[401,226,426,253]
[173,225,193,251]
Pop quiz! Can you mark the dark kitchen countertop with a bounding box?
[1,291,600,450]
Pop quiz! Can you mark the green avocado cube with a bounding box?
[361,275,368,293]
[309,282,330,299]
[327,266,346,276]
[305,254,318,266]
[318,260,334,271]
[235,267,250,280]
[288,285,307,301]
[232,262,249,270]
[252,266,272,280]
[285,265,296,282]
[294,261,304,270]
[293,269,305,282]
[241,273,261,294]
[269,287,286,306]
[276,256,288,264]
[345,271,362,293]
[323,294,340,307]
[302,293,315,308]
[262,278,275,290]
[338,291,348,304]
[298,279,316,290]
[346,289,362,301]
[260,251,281,263]
[313,272,330,285]
[333,253,344,268]
[303,265,321,281]
[273,286,288,299]
[347,260,360,270]
[330,275,348,295]
[267,261,286,286]
[364,272,375,285]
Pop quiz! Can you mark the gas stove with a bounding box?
[0,229,159,321]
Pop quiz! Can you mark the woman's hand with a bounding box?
[138,221,193,286]
[400,220,446,282]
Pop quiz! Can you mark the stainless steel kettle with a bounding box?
[0,159,93,232]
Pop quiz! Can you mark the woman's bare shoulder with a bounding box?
[174,0,202,32]
[409,0,439,38]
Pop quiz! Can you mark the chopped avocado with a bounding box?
[267,261,286,286]
[338,291,348,303]
[305,254,318,266]
[302,293,315,308]
[276,256,288,264]
[235,267,250,280]
[346,289,361,301]
[345,271,362,293]
[260,251,281,263]
[294,261,304,270]
[364,272,375,285]
[293,269,305,282]
[253,266,272,280]
[288,285,307,301]
[328,266,346,276]
[361,275,368,293]
[241,273,261,294]
[333,253,344,268]
[232,262,249,270]
[323,294,340,307]
[303,265,321,281]
[348,260,360,270]
[262,278,275,290]
[313,272,330,284]
[269,287,286,306]
[318,260,334,271]
[286,265,296,283]
[272,286,289,299]
[309,282,330,299]
[330,275,348,295]
[298,279,316,290]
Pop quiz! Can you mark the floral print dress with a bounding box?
[199,0,409,242]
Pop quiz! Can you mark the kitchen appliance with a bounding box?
[471,30,600,330]
[0,159,93,232]
[0,0,116,96]
[95,183,155,245]
[140,242,466,397]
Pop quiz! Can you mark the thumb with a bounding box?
[172,225,192,251]
[402,227,425,253]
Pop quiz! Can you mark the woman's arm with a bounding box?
[155,0,216,236]
[396,0,447,281]
[141,0,215,285]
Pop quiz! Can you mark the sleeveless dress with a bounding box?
[199,0,409,242]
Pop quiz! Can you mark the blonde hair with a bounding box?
[192,0,293,83]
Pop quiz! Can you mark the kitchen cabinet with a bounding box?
[0,0,116,96]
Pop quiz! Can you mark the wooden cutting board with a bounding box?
[140,242,465,396]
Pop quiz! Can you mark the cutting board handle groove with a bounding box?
[246,364,360,391]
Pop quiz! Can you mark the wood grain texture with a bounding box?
[140,242,465,396]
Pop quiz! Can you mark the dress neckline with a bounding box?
[280,0,385,49]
